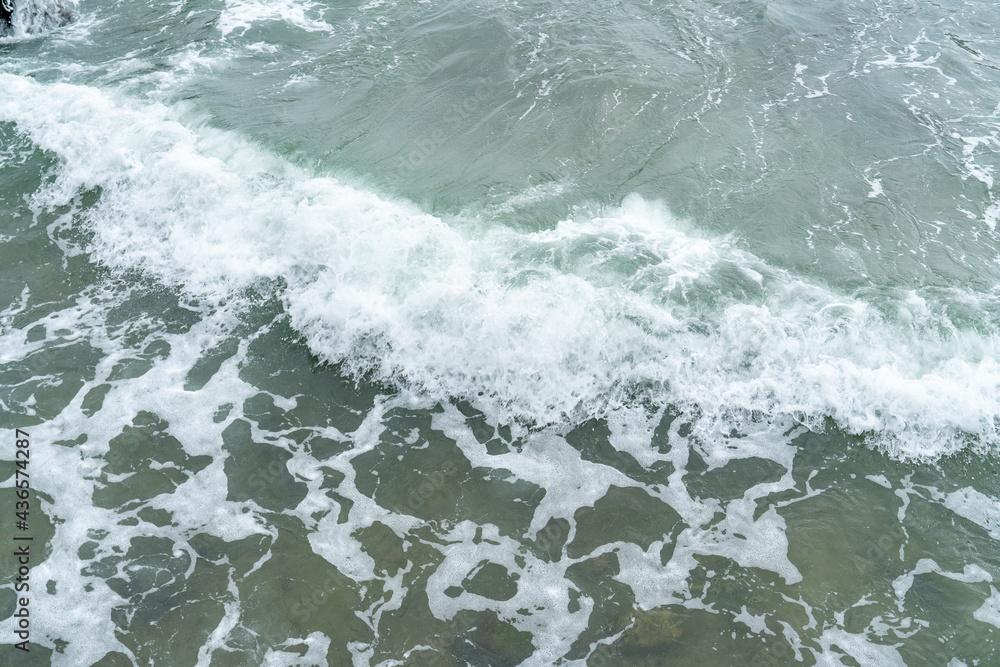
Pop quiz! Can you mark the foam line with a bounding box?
[2,73,999,460]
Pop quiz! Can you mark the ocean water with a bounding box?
[2,0,1000,663]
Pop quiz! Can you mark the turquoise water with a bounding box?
[2,0,1000,664]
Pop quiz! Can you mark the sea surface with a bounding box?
[2,0,1000,664]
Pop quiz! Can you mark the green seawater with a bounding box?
[2,0,1000,664]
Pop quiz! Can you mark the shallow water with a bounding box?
[2,0,1000,664]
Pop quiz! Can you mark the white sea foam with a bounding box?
[814,627,906,666]
[263,632,332,666]
[2,73,999,460]
[218,0,334,37]
[944,487,1000,540]
[975,587,1000,629]
[892,559,992,613]
[0,283,272,663]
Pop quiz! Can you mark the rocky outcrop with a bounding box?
[1,0,14,31]
[1,0,75,36]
